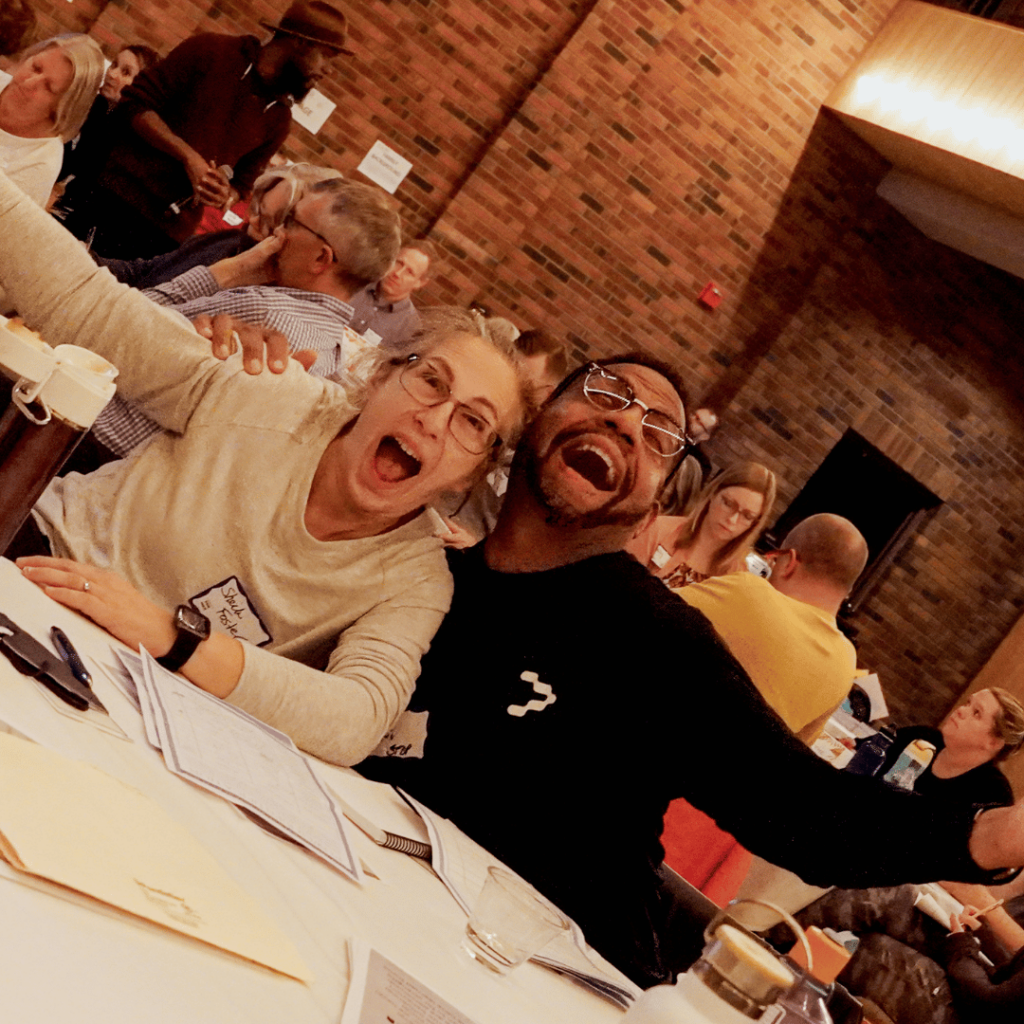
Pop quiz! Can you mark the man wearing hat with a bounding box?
[81,1,353,259]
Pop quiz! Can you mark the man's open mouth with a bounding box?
[375,436,422,483]
[562,443,617,491]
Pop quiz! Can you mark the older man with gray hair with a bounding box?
[91,176,401,458]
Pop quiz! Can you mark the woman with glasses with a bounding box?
[628,461,777,589]
[0,168,530,766]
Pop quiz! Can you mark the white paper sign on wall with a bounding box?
[357,140,413,195]
[292,88,336,135]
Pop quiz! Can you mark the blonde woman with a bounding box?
[0,35,104,206]
[628,460,777,588]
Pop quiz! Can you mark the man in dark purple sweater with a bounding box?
[86,1,352,258]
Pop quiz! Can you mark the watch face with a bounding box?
[176,605,211,639]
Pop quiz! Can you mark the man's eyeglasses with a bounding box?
[284,211,337,262]
[579,364,688,457]
[718,492,760,524]
[399,355,502,455]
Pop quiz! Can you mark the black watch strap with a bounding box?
[156,605,210,673]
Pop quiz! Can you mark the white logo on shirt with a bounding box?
[506,671,557,717]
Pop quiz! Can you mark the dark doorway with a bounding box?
[761,430,942,613]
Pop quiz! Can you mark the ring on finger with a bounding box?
[82,579,91,593]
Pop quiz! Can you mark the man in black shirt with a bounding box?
[361,355,1024,987]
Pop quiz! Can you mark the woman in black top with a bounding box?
[881,687,1024,808]
[57,44,158,238]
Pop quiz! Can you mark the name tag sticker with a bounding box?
[370,710,428,759]
[191,577,272,647]
[651,545,671,569]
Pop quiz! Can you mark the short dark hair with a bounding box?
[550,352,688,422]
[515,328,569,379]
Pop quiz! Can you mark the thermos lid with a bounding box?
[0,316,55,384]
[699,924,795,1010]
[41,346,118,430]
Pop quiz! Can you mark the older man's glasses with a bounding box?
[284,211,337,262]
[399,355,502,455]
[580,364,688,457]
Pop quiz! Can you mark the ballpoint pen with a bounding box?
[49,626,108,715]
[0,615,106,714]
[51,626,93,690]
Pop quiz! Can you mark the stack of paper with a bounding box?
[0,732,312,981]
[115,648,362,884]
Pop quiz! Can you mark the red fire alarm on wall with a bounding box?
[699,281,723,309]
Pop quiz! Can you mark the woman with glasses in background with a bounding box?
[628,460,777,588]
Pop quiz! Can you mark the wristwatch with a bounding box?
[156,605,211,672]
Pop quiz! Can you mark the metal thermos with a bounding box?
[0,317,117,553]
[624,925,797,1022]
[622,902,832,1024]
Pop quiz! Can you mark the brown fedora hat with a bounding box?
[262,0,354,56]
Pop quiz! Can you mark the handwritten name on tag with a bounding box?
[191,577,272,647]
[370,710,428,759]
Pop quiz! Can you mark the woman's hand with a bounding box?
[16,556,177,657]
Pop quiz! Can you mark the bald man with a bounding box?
[678,513,868,743]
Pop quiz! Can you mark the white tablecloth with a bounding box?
[0,558,627,1023]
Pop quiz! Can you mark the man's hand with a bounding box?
[209,231,285,289]
[186,156,233,209]
[191,313,316,374]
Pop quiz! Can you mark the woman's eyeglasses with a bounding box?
[399,355,502,455]
[718,493,759,524]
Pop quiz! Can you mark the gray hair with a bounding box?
[346,306,535,460]
[250,162,343,235]
[306,178,402,290]
[21,35,106,142]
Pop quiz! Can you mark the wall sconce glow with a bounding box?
[897,90,928,125]
[924,100,954,133]
[951,109,978,143]
[1005,131,1024,162]
[973,113,1011,151]
[855,74,883,103]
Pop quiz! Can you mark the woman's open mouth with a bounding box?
[374,436,421,483]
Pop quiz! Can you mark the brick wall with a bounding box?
[22,0,1024,726]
